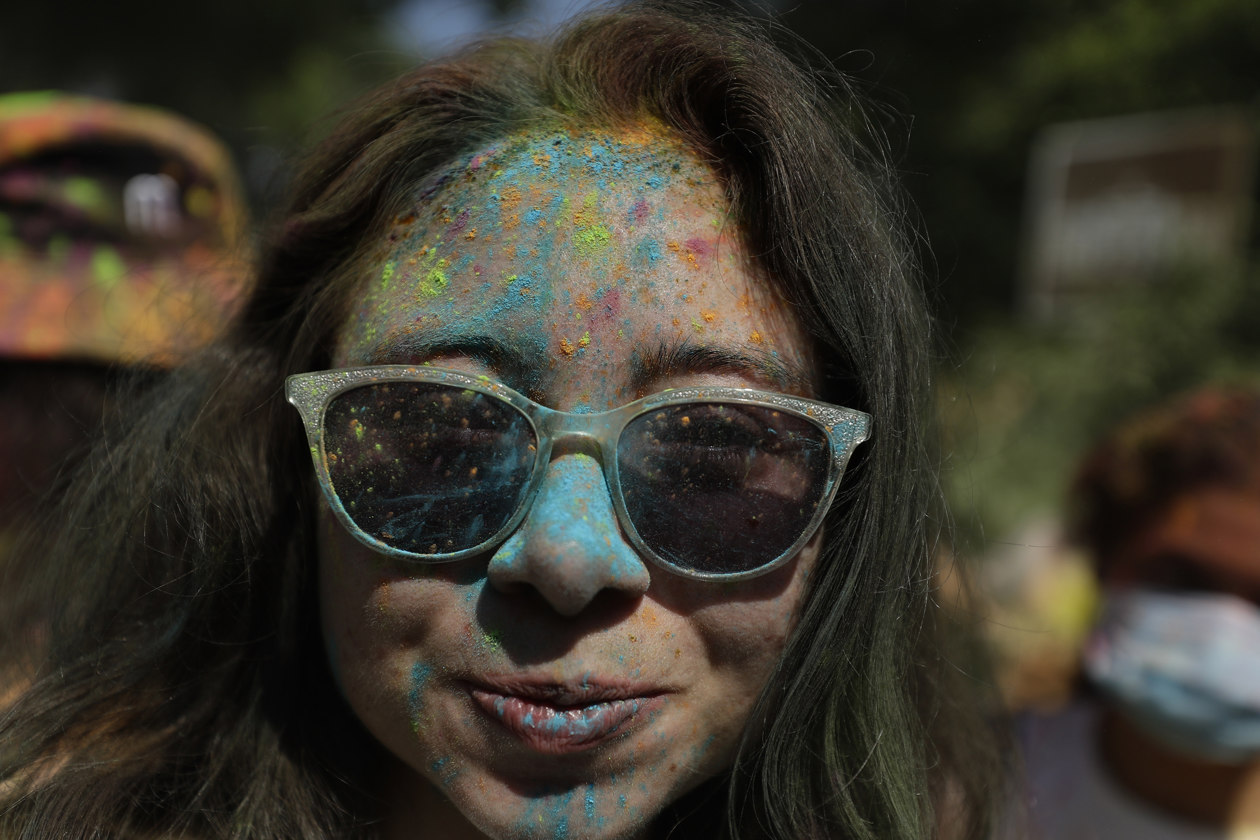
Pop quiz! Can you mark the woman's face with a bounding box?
[321,127,820,840]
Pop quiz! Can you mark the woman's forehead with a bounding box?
[335,125,813,397]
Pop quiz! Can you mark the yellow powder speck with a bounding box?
[701,311,716,323]
[749,330,764,344]
[680,416,691,427]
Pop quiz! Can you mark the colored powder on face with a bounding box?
[573,225,611,254]
[91,246,126,289]
[407,662,434,735]
[481,628,502,651]
[446,208,471,236]
[380,261,396,288]
[578,331,591,348]
[630,198,650,226]
[684,237,713,262]
[422,262,450,296]
[559,337,576,356]
[634,239,662,266]
[584,783,597,821]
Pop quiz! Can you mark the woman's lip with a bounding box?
[467,680,666,754]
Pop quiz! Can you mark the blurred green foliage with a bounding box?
[777,0,1260,547]
[940,263,1260,548]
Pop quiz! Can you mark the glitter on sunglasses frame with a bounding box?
[287,365,871,581]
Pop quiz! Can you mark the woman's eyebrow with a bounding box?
[631,340,814,394]
[366,333,544,391]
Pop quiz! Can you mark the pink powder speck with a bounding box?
[632,198,650,226]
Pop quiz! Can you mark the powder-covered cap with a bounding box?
[0,91,250,365]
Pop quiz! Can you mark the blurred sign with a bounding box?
[1021,109,1255,320]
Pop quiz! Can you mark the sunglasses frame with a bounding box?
[286,365,871,581]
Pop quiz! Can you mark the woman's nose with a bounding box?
[486,453,650,616]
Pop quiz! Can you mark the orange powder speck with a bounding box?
[666,241,681,253]
[749,330,764,344]
[575,292,593,310]
[504,213,520,230]
[672,317,680,326]
[685,252,698,268]
[500,185,522,211]
[464,228,477,240]
[701,311,716,323]
[532,151,551,167]
[736,293,752,312]
[559,337,576,356]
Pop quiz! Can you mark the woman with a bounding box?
[0,3,1004,838]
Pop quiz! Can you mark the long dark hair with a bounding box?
[0,3,1004,837]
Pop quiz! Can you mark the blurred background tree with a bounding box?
[4,0,1257,572]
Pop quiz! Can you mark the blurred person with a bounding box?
[1021,386,1260,839]
[0,4,1008,838]
[0,91,249,563]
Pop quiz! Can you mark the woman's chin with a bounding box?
[391,761,665,840]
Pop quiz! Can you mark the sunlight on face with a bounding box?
[319,126,821,840]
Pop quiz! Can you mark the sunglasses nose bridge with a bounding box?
[536,411,621,465]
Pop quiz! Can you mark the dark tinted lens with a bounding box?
[618,402,831,574]
[323,382,536,555]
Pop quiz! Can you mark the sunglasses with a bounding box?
[286,365,871,581]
